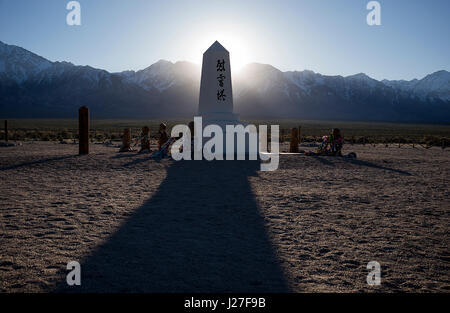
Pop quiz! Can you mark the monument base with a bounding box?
[200,112,240,126]
[198,113,258,157]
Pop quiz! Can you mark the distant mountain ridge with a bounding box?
[0,40,449,122]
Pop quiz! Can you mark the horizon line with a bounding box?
[0,39,448,82]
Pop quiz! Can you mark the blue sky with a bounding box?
[0,0,448,80]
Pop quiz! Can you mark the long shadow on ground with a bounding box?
[0,155,76,171]
[342,158,412,176]
[55,160,289,292]
[307,155,412,176]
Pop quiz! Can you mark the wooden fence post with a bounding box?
[298,126,302,145]
[140,126,150,152]
[4,120,7,143]
[289,127,299,153]
[120,128,132,152]
[78,106,89,155]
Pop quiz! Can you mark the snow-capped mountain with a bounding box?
[233,63,449,121]
[117,60,200,92]
[0,40,449,122]
[383,70,450,101]
[0,41,52,83]
[0,41,113,88]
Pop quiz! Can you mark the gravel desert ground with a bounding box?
[0,142,449,292]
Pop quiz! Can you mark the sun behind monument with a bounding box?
[198,40,239,126]
[190,35,250,73]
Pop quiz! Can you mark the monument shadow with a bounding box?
[56,160,289,292]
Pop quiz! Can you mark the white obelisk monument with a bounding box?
[198,41,240,128]
[197,41,254,156]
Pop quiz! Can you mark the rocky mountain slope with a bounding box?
[1,40,448,122]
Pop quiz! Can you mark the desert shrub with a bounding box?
[356,137,366,144]
[25,131,38,140]
[11,130,25,141]
[95,133,106,142]
[58,129,72,139]
[424,136,442,147]
[302,136,316,143]
[41,131,57,141]
[110,133,120,140]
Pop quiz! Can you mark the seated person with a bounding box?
[307,128,343,156]
[180,121,194,154]
[158,123,169,150]
[139,126,150,153]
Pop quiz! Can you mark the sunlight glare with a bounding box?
[188,31,250,74]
